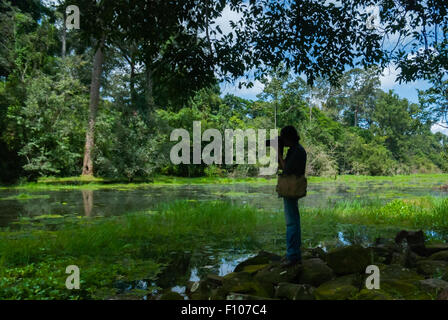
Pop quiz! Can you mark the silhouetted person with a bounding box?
[277,125,307,267]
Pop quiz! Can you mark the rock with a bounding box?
[437,288,448,300]
[390,248,422,268]
[394,230,426,256]
[275,282,315,300]
[416,260,448,280]
[240,264,269,275]
[381,279,431,300]
[371,240,401,264]
[185,281,195,295]
[425,243,448,256]
[380,264,424,282]
[428,250,448,261]
[253,262,303,286]
[234,251,281,272]
[314,274,360,300]
[159,290,184,300]
[190,277,223,300]
[390,252,407,266]
[221,271,272,298]
[325,245,372,275]
[299,258,334,287]
[303,247,326,260]
[206,274,223,286]
[226,293,275,300]
[353,288,394,300]
[380,264,430,300]
[418,278,448,296]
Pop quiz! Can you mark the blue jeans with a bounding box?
[283,197,302,262]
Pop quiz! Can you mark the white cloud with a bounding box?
[380,64,399,90]
[220,79,264,100]
[431,123,448,136]
[214,5,243,35]
[379,63,431,103]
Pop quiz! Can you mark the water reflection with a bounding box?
[1,180,446,226]
[82,190,93,217]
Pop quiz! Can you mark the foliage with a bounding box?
[0,1,447,183]
[1,196,448,299]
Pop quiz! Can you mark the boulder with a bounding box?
[159,290,184,300]
[381,279,431,300]
[240,264,269,275]
[380,264,424,282]
[425,243,448,256]
[437,288,448,300]
[314,274,360,300]
[275,282,315,300]
[418,278,448,297]
[189,277,222,300]
[206,274,223,286]
[226,293,275,300]
[221,271,272,298]
[303,247,326,260]
[299,258,334,287]
[390,248,422,268]
[253,262,303,286]
[372,237,405,265]
[394,230,426,256]
[416,260,448,280]
[353,288,394,300]
[428,250,448,261]
[325,245,372,275]
[379,264,430,300]
[233,251,281,272]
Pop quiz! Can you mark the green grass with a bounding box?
[309,173,448,184]
[0,201,279,299]
[1,173,446,191]
[0,193,51,201]
[0,175,276,191]
[1,196,447,299]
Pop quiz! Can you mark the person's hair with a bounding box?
[280,125,300,143]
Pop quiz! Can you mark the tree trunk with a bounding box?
[145,65,154,110]
[130,60,136,107]
[354,106,358,127]
[61,12,66,58]
[82,38,104,176]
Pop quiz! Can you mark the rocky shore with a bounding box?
[159,230,448,300]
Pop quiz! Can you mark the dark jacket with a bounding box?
[283,143,307,176]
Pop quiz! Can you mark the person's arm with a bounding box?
[278,144,285,170]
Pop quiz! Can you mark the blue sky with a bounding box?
[215,5,447,136]
[219,72,447,136]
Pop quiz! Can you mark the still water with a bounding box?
[0,181,446,227]
[1,179,446,298]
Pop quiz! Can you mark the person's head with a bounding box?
[280,125,300,147]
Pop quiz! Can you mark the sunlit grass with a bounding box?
[1,196,447,299]
[2,173,446,191]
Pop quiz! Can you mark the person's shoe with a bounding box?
[280,258,301,268]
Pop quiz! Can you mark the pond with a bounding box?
[1,176,447,299]
[1,179,446,227]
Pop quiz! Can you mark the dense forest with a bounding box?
[2,0,448,302]
[1,0,447,183]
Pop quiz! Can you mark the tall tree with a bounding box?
[234,0,448,85]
